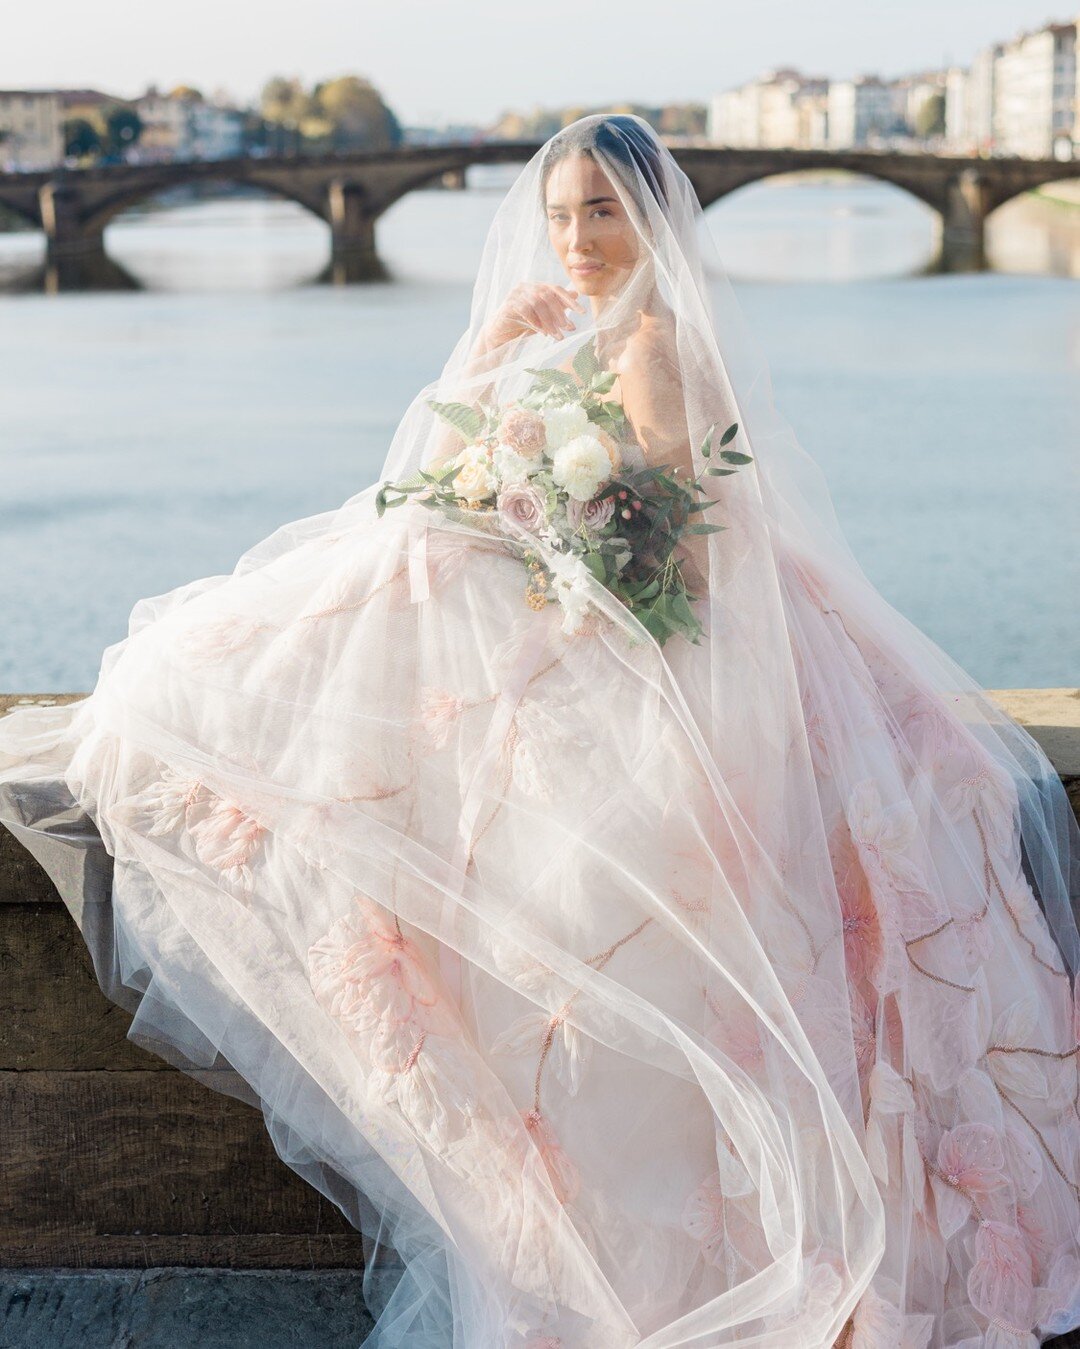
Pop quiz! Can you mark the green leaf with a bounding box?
[581,552,607,583]
[573,339,600,384]
[671,590,697,627]
[719,422,739,447]
[707,466,738,476]
[590,371,618,395]
[699,424,715,458]
[687,522,728,535]
[425,399,484,441]
[719,449,753,465]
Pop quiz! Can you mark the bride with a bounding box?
[2,114,1078,1349]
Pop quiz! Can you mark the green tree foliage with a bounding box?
[98,104,143,158]
[259,74,401,154]
[914,92,946,139]
[62,117,101,158]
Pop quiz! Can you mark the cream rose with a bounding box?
[452,448,495,504]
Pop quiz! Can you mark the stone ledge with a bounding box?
[1,690,1078,909]
[0,1267,381,1349]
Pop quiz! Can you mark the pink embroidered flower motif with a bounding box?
[188,799,265,890]
[417,688,467,749]
[895,688,971,765]
[851,1284,934,1349]
[117,767,265,892]
[490,1010,591,1097]
[308,896,471,1152]
[1037,1251,1080,1336]
[941,754,1017,849]
[829,822,883,990]
[864,1061,915,1187]
[681,1171,726,1266]
[967,1219,1035,1334]
[848,987,877,1087]
[309,895,456,1061]
[174,615,272,667]
[520,1107,579,1204]
[131,765,208,836]
[681,1132,760,1272]
[845,778,940,934]
[931,1123,1010,1240]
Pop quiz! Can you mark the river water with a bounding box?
[0,172,1076,691]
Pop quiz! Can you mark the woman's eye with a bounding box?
[548,210,613,222]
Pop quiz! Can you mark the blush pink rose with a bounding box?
[497,406,547,459]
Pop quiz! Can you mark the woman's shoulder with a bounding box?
[613,311,677,373]
[634,309,676,342]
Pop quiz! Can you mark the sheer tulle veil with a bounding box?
[1,113,1078,1347]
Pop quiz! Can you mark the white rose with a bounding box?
[550,434,612,502]
[542,402,590,451]
[491,442,533,486]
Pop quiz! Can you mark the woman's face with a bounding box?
[544,153,641,300]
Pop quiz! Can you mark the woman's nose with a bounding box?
[567,217,593,252]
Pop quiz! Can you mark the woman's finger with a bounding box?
[537,294,570,334]
[523,300,557,336]
[552,285,587,314]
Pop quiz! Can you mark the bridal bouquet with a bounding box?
[376,340,752,647]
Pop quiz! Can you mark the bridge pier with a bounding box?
[37,180,119,292]
[325,180,388,283]
[937,169,990,273]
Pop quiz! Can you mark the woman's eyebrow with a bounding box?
[545,196,620,209]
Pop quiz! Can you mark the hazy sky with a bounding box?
[3,1,1067,126]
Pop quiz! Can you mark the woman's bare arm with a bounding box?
[616,325,710,590]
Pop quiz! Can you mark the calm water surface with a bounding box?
[1,174,1077,690]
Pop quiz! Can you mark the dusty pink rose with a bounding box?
[497,405,547,459]
[566,494,614,532]
[497,483,546,534]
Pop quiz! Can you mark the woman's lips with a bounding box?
[571,263,603,274]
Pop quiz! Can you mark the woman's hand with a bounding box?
[479,282,586,350]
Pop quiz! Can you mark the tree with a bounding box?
[97,104,143,159]
[314,76,402,150]
[260,74,401,155]
[63,117,101,159]
[914,92,945,140]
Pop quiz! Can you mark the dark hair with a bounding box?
[539,114,670,219]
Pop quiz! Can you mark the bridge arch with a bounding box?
[686,155,947,218]
[0,191,41,230]
[82,170,329,237]
[982,162,1080,219]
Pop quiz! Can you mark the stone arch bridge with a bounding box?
[0,142,1075,288]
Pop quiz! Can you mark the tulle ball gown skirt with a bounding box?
[1,494,1078,1349]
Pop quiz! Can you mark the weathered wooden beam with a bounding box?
[0,1067,363,1268]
